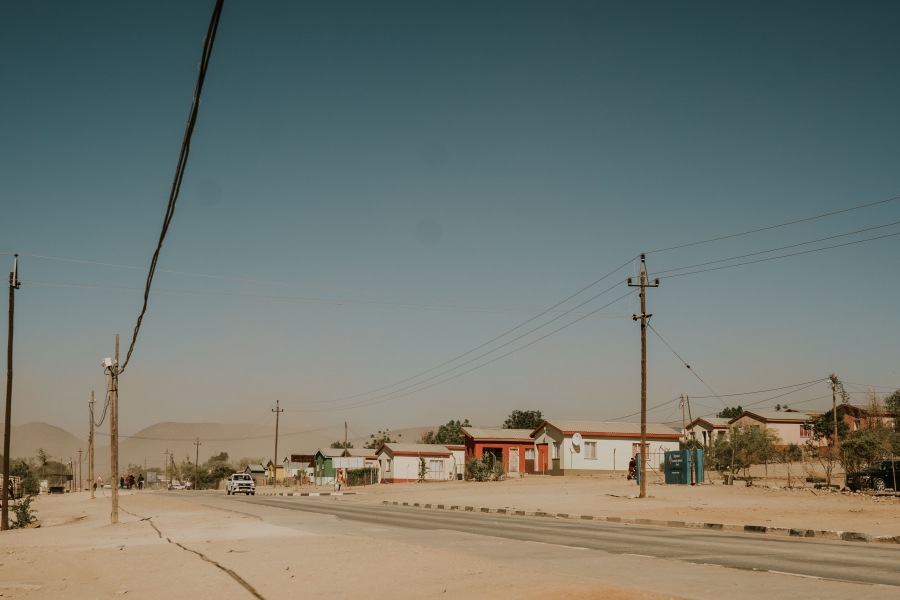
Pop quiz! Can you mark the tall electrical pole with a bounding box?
[78,449,82,492]
[628,254,659,500]
[272,401,283,486]
[194,438,201,490]
[89,391,95,499]
[2,254,21,531]
[164,449,169,489]
[105,334,120,524]
[686,395,694,440]
[830,373,839,448]
[680,394,686,441]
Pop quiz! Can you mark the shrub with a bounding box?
[11,496,37,529]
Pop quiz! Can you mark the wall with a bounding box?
[466,440,536,473]
[560,435,680,474]
[379,452,454,483]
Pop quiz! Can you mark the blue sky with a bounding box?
[1,1,898,437]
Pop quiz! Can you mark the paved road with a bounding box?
[220,494,900,587]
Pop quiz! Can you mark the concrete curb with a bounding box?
[256,492,359,497]
[380,500,888,545]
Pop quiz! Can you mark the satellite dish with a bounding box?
[572,433,583,446]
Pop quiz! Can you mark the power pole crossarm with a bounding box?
[628,254,659,500]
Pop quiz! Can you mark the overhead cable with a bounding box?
[646,194,900,254]
[120,0,225,372]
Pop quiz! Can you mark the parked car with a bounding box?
[847,460,900,491]
[226,473,256,495]
[169,483,185,490]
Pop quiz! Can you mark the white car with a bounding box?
[169,484,185,490]
[226,473,255,495]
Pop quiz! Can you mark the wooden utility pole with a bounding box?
[830,373,839,447]
[164,449,169,489]
[89,391,95,499]
[107,334,120,524]
[681,394,686,442]
[78,449,82,492]
[272,401,283,486]
[628,254,659,500]
[686,395,695,440]
[194,438,201,490]
[344,421,348,449]
[2,254,20,531]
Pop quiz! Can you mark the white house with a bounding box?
[446,445,466,480]
[531,420,682,475]
[376,443,456,483]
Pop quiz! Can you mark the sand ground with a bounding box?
[0,491,675,600]
[276,472,900,536]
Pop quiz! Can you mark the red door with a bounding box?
[536,444,549,473]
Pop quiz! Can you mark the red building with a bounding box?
[462,427,537,474]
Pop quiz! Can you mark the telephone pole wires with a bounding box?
[2,254,21,531]
[628,253,659,500]
[272,401,283,486]
[89,391,95,499]
[194,438,201,490]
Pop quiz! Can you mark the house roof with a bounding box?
[244,464,266,474]
[375,443,452,457]
[687,417,730,429]
[462,427,534,441]
[344,448,377,458]
[730,411,812,424]
[532,420,682,439]
[316,448,346,458]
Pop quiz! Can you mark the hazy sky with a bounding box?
[1,1,898,439]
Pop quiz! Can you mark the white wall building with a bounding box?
[531,420,682,475]
[376,443,456,483]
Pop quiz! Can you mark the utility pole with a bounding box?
[2,254,21,531]
[194,438,201,490]
[680,394,687,443]
[686,395,694,440]
[78,449,82,492]
[272,401,283,486]
[164,449,169,489]
[830,373,839,449]
[628,253,659,500]
[103,334,120,524]
[344,421,348,449]
[89,391,95,499]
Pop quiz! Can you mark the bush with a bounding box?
[347,467,379,486]
[11,496,37,529]
[465,457,505,482]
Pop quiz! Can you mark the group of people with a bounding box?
[117,474,144,490]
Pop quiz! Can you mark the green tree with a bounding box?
[431,419,471,445]
[885,389,900,432]
[716,406,743,420]
[330,441,354,449]
[503,410,544,430]
[366,430,400,449]
[809,408,850,442]
[712,425,780,481]
[417,457,428,482]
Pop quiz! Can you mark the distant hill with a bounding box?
[0,422,86,463]
[3,421,445,479]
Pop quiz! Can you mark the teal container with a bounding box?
[664,450,691,484]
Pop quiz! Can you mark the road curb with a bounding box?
[256,491,359,497]
[380,500,882,544]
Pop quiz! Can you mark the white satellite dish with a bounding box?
[572,433,583,446]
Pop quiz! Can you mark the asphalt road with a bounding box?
[220,494,900,588]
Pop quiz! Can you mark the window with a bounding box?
[854,420,861,431]
[800,426,811,438]
[385,459,392,472]
[584,442,597,459]
[525,448,535,460]
[429,460,444,472]
[552,442,560,459]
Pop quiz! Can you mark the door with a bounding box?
[509,448,519,473]
[536,444,549,473]
[525,448,535,474]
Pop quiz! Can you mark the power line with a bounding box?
[286,289,636,413]
[284,258,635,406]
[660,230,900,280]
[651,220,900,278]
[20,279,631,318]
[843,381,900,391]
[646,194,900,254]
[687,379,827,399]
[644,322,726,407]
[120,0,224,372]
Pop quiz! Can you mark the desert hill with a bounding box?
[1,422,86,464]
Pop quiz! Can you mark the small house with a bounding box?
[376,443,455,483]
[728,411,815,446]
[530,420,682,475]
[265,460,285,483]
[685,417,729,445]
[314,448,344,485]
[462,427,536,474]
[243,463,267,486]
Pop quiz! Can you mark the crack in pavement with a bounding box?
[118,505,266,600]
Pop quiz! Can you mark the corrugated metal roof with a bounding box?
[690,417,730,427]
[737,411,812,422]
[462,427,534,440]
[377,443,452,455]
[344,448,377,457]
[317,448,345,457]
[541,420,682,437]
